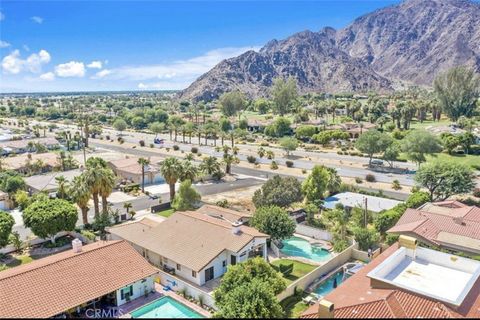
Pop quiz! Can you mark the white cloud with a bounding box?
[1,49,51,74]
[31,16,43,24]
[0,41,10,48]
[91,69,111,79]
[87,60,102,69]
[39,72,55,81]
[54,61,85,77]
[98,46,260,89]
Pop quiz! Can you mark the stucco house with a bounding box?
[107,211,269,287]
[108,156,164,185]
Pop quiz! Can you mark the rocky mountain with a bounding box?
[180,0,480,101]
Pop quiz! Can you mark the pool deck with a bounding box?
[121,283,211,318]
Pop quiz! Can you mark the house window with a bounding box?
[222,260,226,267]
[192,271,197,278]
[121,285,133,300]
[240,252,246,257]
[176,264,181,271]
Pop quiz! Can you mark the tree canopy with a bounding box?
[271,77,298,115]
[302,165,330,205]
[414,161,475,201]
[0,210,14,248]
[250,205,295,241]
[402,130,442,166]
[434,66,480,121]
[252,175,303,208]
[171,179,201,211]
[355,129,393,165]
[23,198,78,244]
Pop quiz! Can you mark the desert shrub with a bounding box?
[473,188,480,198]
[247,155,256,163]
[365,174,376,182]
[173,145,180,151]
[270,161,278,170]
[139,140,145,147]
[392,180,402,190]
[355,177,363,184]
[191,147,198,153]
[285,160,294,168]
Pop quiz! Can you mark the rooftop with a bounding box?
[323,192,402,213]
[107,211,268,271]
[25,169,82,192]
[196,204,252,223]
[0,240,158,318]
[109,156,163,175]
[388,201,480,253]
[302,242,480,318]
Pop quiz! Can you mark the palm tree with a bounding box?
[200,156,221,176]
[323,207,350,243]
[223,153,239,175]
[138,157,150,193]
[55,175,68,199]
[160,157,182,201]
[84,165,103,218]
[98,168,116,215]
[70,175,91,225]
[123,202,132,213]
[179,160,198,182]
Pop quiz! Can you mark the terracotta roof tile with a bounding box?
[0,240,158,318]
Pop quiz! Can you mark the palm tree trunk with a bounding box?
[81,207,89,225]
[169,183,175,201]
[93,192,100,217]
[141,167,145,193]
[102,195,108,215]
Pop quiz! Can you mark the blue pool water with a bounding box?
[314,270,351,296]
[131,297,204,318]
[280,236,332,262]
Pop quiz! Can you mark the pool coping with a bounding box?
[129,296,205,318]
[123,284,211,318]
[277,234,337,266]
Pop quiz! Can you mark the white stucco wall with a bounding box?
[116,276,155,306]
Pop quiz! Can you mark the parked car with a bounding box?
[371,159,384,166]
[154,138,164,144]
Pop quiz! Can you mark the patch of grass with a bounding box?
[408,119,451,130]
[157,208,175,218]
[426,153,480,169]
[271,259,316,285]
[280,293,310,318]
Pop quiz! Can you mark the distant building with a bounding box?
[302,236,480,318]
[25,169,82,194]
[388,201,480,255]
[108,156,164,185]
[196,204,253,224]
[2,152,59,174]
[0,240,158,318]
[323,192,402,213]
[0,137,60,155]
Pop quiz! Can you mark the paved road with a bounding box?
[21,119,418,185]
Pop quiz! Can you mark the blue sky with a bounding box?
[0,0,400,93]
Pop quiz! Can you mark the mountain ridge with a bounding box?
[180,0,480,101]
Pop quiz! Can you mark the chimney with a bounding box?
[318,299,334,318]
[232,221,242,235]
[72,238,83,253]
[399,235,417,260]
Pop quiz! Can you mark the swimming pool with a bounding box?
[280,236,332,262]
[313,270,351,296]
[130,296,204,318]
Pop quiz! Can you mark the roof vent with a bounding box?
[72,238,82,253]
[232,221,242,235]
[453,216,465,225]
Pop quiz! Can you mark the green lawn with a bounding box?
[3,255,35,269]
[271,259,317,285]
[426,153,480,169]
[280,293,310,318]
[409,119,451,130]
[157,208,175,218]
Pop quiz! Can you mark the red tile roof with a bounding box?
[301,243,480,319]
[0,240,158,318]
[388,201,480,252]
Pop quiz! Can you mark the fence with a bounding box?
[295,224,333,241]
[151,202,171,213]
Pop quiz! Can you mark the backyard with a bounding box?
[271,258,317,285]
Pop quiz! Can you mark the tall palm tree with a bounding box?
[98,167,116,215]
[160,157,182,201]
[55,175,68,199]
[70,175,91,225]
[137,157,150,193]
[84,165,103,218]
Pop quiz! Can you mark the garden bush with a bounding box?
[247,155,256,163]
[279,263,294,276]
[270,161,278,170]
